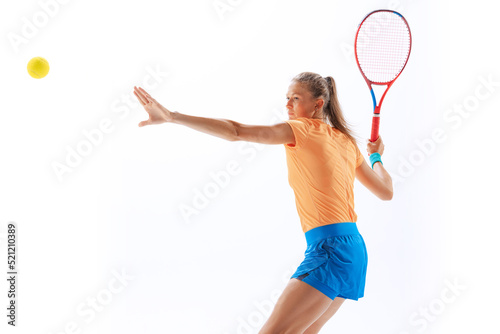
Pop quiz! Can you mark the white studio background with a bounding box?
[0,0,497,333]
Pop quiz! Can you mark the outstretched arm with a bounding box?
[133,86,237,141]
[171,112,238,142]
[133,86,295,145]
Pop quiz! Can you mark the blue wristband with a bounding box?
[369,152,383,169]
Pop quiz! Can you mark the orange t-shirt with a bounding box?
[283,117,364,233]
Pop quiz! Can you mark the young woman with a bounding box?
[133,71,393,333]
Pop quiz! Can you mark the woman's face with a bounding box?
[286,81,324,120]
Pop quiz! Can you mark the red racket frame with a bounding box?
[354,9,412,143]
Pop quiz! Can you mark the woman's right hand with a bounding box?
[367,135,384,156]
[133,86,174,127]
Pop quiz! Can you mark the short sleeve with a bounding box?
[355,143,364,167]
[284,118,311,150]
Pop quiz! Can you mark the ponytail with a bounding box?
[292,72,361,146]
[323,76,361,146]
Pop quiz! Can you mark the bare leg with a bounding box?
[258,278,333,334]
[303,296,346,334]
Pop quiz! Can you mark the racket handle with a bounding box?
[370,107,380,142]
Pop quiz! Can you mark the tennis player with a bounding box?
[133,71,393,333]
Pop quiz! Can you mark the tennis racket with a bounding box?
[354,9,412,142]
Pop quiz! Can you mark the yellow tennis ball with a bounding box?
[27,57,50,79]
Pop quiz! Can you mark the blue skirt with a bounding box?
[291,222,368,301]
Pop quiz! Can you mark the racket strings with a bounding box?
[356,12,411,84]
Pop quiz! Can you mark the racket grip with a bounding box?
[370,111,380,143]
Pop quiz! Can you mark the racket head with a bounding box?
[354,9,412,85]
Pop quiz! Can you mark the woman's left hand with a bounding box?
[133,86,174,127]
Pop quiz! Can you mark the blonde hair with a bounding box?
[292,72,361,146]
